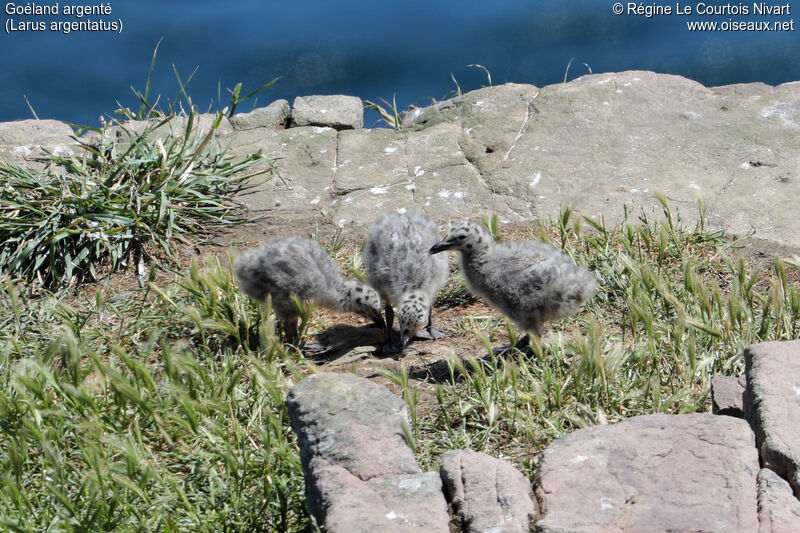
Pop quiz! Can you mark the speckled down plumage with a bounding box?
[365,212,450,347]
[235,236,383,340]
[430,221,596,335]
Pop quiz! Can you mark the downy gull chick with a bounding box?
[429,221,596,346]
[365,212,450,352]
[235,236,384,344]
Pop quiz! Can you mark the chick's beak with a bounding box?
[429,240,451,255]
[399,332,411,352]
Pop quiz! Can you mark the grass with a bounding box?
[0,258,311,532]
[2,174,798,530]
[398,198,799,475]
[113,39,280,122]
[5,43,283,291]
[0,50,308,529]
[364,95,404,129]
[4,45,797,526]
[0,116,275,289]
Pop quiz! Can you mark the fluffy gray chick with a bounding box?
[365,212,450,353]
[430,221,596,346]
[235,236,384,344]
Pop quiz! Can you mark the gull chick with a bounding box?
[365,212,450,352]
[235,236,384,344]
[430,221,596,346]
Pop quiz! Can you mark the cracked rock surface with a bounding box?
[3,71,799,251]
[439,449,536,533]
[757,467,800,533]
[746,340,800,495]
[286,373,450,532]
[223,71,800,251]
[533,413,759,533]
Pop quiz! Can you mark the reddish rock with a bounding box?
[711,374,747,417]
[757,468,800,533]
[287,372,420,480]
[286,372,450,533]
[534,413,759,533]
[746,340,800,494]
[439,449,536,533]
[310,464,450,533]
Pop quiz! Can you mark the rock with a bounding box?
[333,128,407,193]
[533,413,759,533]
[366,472,451,532]
[286,372,420,479]
[0,118,73,145]
[228,125,337,217]
[5,71,800,253]
[180,112,233,136]
[229,99,290,130]
[109,113,233,144]
[325,121,530,226]
[308,465,449,533]
[757,468,800,533]
[291,95,364,130]
[215,72,800,252]
[745,340,800,494]
[0,119,79,163]
[712,374,747,417]
[439,449,536,533]
[286,373,449,533]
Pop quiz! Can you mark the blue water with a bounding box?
[1,1,799,126]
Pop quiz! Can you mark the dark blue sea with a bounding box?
[1,1,798,126]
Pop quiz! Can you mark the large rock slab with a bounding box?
[757,468,800,533]
[286,372,449,533]
[229,125,337,219]
[5,71,800,252]
[745,340,800,494]
[439,449,536,533]
[334,128,408,193]
[533,413,759,533]
[486,73,800,248]
[292,95,364,130]
[222,72,800,252]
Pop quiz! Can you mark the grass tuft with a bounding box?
[0,120,275,288]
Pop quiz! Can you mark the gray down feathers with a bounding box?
[431,221,596,335]
[234,236,380,323]
[365,212,449,308]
